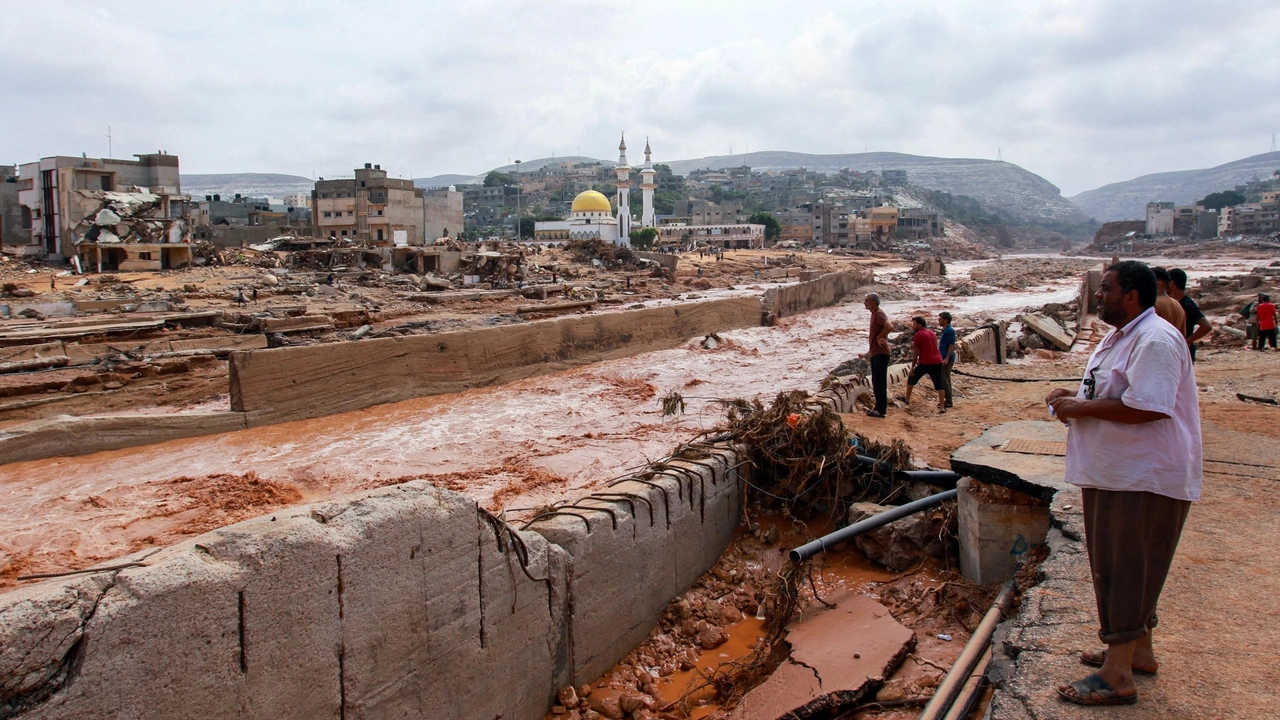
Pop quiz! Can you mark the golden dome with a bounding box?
[570,190,613,214]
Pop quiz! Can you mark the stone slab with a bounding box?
[1017,313,1074,352]
[732,592,915,719]
[949,421,1069,501]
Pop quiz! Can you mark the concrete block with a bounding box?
[957,478,1051,586]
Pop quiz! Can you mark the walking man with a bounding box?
[902,316,948,413]
[861,293,892,418]
[1047,261,1201,706]
[937,311,957,408]
[1168,269,1212,362]
[1255,293,1276,350]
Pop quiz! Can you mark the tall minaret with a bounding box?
[640,138,657,228]
[615,132,632,245]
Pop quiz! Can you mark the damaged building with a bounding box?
[10,153,191,267]
[313,164,463,246]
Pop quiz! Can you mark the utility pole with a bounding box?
[106,126,113,158]
[1272,132,1277,153]
[514,159,521,240]
[997,147,1003,162]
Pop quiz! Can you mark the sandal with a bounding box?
[865,410,885,418]
[1057,673,1138,706]
[1080,649,1157,675]
[894,394,909,404]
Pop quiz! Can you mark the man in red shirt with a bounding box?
[1255,293,1276,350]
[903,316,947,413]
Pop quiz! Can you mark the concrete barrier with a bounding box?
[633,251,678,277]
[955,324,1004,364]
[230,296,763,420]
[0,445,745,719]
[762,270,874,319]
[528,449,742,683]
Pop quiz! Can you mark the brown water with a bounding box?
[0,254,1243,584]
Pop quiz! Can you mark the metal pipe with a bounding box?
[917,580,1016,720]
[789,489,958,563]
[940,645,993,720]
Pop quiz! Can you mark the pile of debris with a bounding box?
[73,189,187,246]
[968,257,1099,290]
[566,238,639,270]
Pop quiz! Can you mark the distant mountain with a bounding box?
[182,173,314,199]
[665,151,1086,223]
[1070,151,1280,221]
[412,174,476,189]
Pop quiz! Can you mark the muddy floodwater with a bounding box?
[0,255,1254,583]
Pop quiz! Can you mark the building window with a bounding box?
[347,211,353,216]
[341,230,348,236]
[324,212,332,218]
[322,193,329,198]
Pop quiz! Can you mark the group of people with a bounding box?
[860,293,955,417]
[858,262,1206,707]
[1240,292,1277,350]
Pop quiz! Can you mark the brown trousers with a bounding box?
[1082,488,1191,645]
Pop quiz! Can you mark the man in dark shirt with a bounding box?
[938,312,957,408]
[904,316,948,413]
[861,293,893,417]
[1169,269,1212,362]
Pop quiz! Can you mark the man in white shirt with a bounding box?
[1047,261,1201,707]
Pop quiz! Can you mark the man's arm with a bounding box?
[1187,317,1212,344]
[1048,396,1169,424]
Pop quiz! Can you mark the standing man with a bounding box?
[903,316,948,413]
[1256,293,1276,350]
[1047,261,1201,706]
[1151,267,1186,337]
[861,293,892,418]
[937,312,957,408]
[1168,269,1212,362]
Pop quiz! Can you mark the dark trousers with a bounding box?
[942,357,954,406]
[1255,328,1277,349]
[1082,488,1191,645]
[870,353,889,415]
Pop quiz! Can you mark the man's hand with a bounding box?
[1045,388,1073,405]
[1048,395,1088,422]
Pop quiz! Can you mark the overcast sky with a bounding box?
[3,0,1277,196]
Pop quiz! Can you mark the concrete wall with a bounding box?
[633,250,677,276]
[0,447,743,720]
[762,269,874,319]
[955,324,1004,364]
[229,296,764,421]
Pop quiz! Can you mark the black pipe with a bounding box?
[789,488,958,563]
[854,455,960,489]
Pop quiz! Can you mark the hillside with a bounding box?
[666,151,1086,223]
[181,173,314,199]
[1070,151,1280,221]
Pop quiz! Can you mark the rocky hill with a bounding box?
[181,173,315,199]
[1070,151,1280,222]
[666,151,1086,223]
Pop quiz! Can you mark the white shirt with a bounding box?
[1064,306,1203,501]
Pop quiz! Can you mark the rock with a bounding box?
[559,686,579,707]
[619,693,653,714]
[11,287,36,298]
[552,705,567,715]
[845,502,938,572]
[697,625,727,649]
[581,711,601,720]
[1021,333,1045,351]
[588,689,625,719]
[259,273,280,286]
[579,684,593,698]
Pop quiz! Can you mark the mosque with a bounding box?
[533,134,657,247]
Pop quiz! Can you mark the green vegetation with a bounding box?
[484,170,512,187]
[1198,190,1247,210]
[914,188,1012,227]
[629,227,658,249]
[747,211,781,241]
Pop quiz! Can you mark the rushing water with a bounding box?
[0,254,1253,580]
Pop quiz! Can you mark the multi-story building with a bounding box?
[897,207,943,238]
[12,153,185,259]
[313,164,460,245]
[190,194,272,227]
[774,206,818,244]
[1145,201,1175,236]
[282,193,311,209]
[672,200,743,225]
[654,222,765,250]
[0,166,20,247]
[1218,196,1280,236]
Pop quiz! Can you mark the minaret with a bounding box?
[640,138,657,228]
[615,133,632,245]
